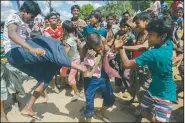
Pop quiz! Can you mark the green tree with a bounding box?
[98,1,134,20]
[80,4,94,20]
[130,1,150,12]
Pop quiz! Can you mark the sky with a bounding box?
[1,0,105,22]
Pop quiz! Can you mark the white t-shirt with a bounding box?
[150,1,161,15]
[3,13,31,54]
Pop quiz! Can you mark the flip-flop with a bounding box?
[21,112,41,121]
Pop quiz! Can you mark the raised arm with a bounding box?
[119,48,138,69]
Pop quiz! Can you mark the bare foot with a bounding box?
[76,92,84,99]
[21,107,41,121]
[45,95,49,103]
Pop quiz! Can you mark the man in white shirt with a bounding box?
[146,0,161,16]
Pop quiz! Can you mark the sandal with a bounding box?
[21,111,41,121]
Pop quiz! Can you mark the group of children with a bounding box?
[1,0,184,122]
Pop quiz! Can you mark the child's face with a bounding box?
[147,31,162,47]
[176,10,183,17]
[135,20,148,31]
[120,25,129,33]
[49,15,57,25]
[87,41,104,55]
[93,42,104,55]
[164,13,171,18]
[45,19,50,27]
[23,12,35,23]
[90,15,98,25]
[107,16,114,26]
[86,20,90,25]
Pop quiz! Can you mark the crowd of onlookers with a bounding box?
[1,0,184,122]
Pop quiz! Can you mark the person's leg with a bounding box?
[1,101,9,122]
[96,79,115,121]
[51,76,59,94]
[1,64,9,122]
[151,99,173,122]
[138,91,154,121]
[68,67,80,95]
[60,67,68,88]
[21,82,45,120]
[44,89,48,103]
[83,77,100,122]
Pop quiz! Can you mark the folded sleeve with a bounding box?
[135,50,155,67]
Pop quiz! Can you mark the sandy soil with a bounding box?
[4,74,183,122]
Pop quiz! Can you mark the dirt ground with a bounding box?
[4,67,184,122]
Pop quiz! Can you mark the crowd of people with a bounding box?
[0,0,184,122]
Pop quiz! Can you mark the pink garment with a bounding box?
[83,51,121,79]
[83,57,102,78]
[60,59,80,85]
[103,51,121,79]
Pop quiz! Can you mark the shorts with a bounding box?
[140,91,172,122]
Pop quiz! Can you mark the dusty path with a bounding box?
[4,68,184,122]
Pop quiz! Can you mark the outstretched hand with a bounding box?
[114,34,128,49]
[29,48,46,56]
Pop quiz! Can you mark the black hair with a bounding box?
[122,11,130,16]
[163,9,171,15]
[30,30,41,38]
[86,32,102,49]
[90,10,102,23]
[56,12,60,17]
[71,5,80,11]
[106,13,116,20]
[133,12,151,22]
[175,7,184,13]
[1,21,5,27]
[62,20,75,33]
[47,12,58,19]
[84,16,90,21]
[146,17,174,40]
[116,30,127,37]
[120,20,130,27]
[20,0,41,17]
[91,10,101,15]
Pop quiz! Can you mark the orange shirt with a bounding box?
[43,26,64,40]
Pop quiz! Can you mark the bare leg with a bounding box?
[21,82,45,120]
[1,101,9,122]
[71,84,80,96]
[44,89,48,103]
[51,76,59,94]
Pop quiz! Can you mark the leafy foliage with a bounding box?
[80,4,94,20]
